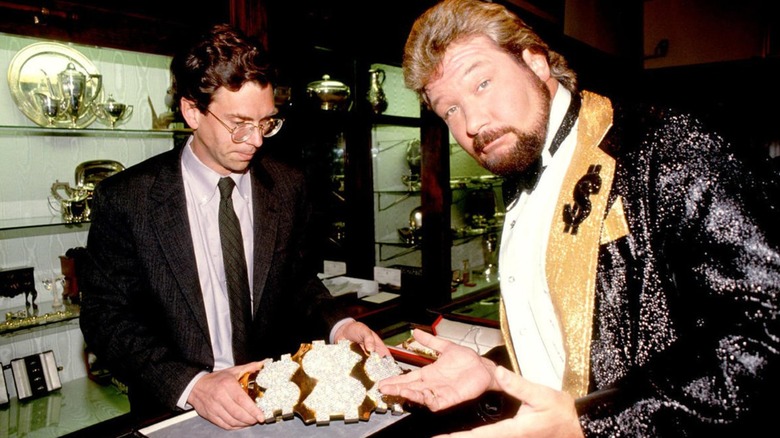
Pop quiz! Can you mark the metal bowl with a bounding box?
[306,74,351,111]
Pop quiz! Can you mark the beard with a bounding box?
[471,76,551,177]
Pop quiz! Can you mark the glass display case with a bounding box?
[370,63,503,305]
[0,33,176,397]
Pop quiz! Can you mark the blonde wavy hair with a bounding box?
[403,0,577,107]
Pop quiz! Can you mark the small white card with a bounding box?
[322,276,378,298]
[374,266,402,287]
[361,291,400,304]
[322,260,347,278]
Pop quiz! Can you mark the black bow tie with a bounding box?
[502,157,544,202]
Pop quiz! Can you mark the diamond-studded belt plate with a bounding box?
[239,340,406,425]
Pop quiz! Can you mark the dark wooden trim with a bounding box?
[420,107,452,310]
[0,0,228,55]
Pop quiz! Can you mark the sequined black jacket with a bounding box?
[576,98,780,436]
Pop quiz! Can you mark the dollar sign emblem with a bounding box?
[563,164,602,235]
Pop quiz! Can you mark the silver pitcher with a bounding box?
[366,68,388,114]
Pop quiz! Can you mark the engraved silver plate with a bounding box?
[7,42,103,128]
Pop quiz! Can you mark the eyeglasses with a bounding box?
[207,109,284,142]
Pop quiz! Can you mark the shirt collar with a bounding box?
[181,137,251,204]
[542,85,572,165]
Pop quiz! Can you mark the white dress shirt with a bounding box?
[174,138,350,409]
[499,86,579,390]
[176,137,255,407]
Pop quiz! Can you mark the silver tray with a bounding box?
[7,42,102,129]
[75,160,125,188]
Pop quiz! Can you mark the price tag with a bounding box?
[373,266,402,287]
[322,260,347,278]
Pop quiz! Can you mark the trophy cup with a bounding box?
[93,94,133,128]
[58,62,102,128]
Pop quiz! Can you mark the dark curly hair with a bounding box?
[170,23,276,113]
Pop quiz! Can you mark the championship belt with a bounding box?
[239,340,406,425]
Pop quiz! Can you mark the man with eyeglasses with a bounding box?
[79,23,390,429]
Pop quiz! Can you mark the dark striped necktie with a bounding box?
[217,177,251,365]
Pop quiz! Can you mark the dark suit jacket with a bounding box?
[568,93,780,435]
[482,92,780,437]
[79,145,346,418]
[581,93,780,436]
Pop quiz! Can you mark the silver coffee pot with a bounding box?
[58,62,102,128]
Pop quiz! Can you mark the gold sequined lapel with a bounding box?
[547,91,615,397]
[498,92,616,395]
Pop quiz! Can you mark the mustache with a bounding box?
[473,127,516,154]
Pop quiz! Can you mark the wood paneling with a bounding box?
[0,0,229,55]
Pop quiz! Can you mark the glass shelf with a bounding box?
[376,234,420,248]
[0,124,191,139]
[0,301,80,337]
[0,125,187,234]
[375,176,503,195]
[0,216,90,238]
[449,175,503,190]
[376,226,500,248]
[375,184,421,194]
[451,225,502,240]
[0,215,89,230]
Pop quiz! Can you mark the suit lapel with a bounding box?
[149,151,211,342]
[546,91,615,397]
[250,165,280,317]
[499,92,616,397]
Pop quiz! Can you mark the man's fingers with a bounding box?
[373,335,393,357]
[494,366,529,402]
[362,336,376,353]
[380,368,422,388]
[412,328,451,352]
[398,387,427,405]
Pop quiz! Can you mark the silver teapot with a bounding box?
[49,159,125,223]
[50,181,92,223]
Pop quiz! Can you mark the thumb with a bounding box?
[494,365,529,402]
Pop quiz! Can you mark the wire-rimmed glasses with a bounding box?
[207,109,284,142]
